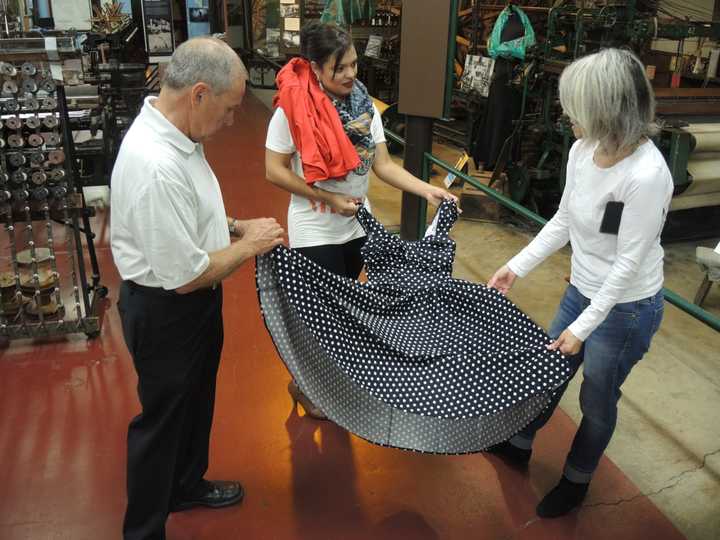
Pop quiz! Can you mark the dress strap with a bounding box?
[356,205,390,240]
[428,200,459,238]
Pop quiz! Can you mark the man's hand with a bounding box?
[425,185,460,210]
[487,265,517,295]
[325,192,362,217]
[243,218,285,255]
[547,328,583,355]
[231,218,268,239]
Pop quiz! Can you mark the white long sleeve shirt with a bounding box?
[507,139,673,341]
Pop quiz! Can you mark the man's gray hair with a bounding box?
[559,48,658,153]
[164,37,248,94]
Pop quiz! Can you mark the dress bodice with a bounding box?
[357,200,459,286]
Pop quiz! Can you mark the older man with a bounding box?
[111,37,284,540]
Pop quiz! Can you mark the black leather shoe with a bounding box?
[171,480,244,513]
[536,476,589,518]
[486,440,532,467]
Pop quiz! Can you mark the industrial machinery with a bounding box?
[76,20,156,186]
[490,0,720,238]
[0,37,108,339]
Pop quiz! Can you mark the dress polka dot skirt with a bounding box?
[256,200,572,454]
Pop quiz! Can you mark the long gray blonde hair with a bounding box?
[558,48,658,154]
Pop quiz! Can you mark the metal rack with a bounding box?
[0,46,108,340]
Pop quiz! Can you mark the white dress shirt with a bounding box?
[507,139,674,341]
[110,97,230,290]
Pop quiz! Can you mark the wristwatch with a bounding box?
[228,218,239,235]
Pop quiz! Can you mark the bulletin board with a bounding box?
[280,0,301,54]
[141,0,175,55]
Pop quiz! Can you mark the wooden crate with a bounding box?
[459,172,509,222]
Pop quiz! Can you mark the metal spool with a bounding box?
[4,98,19,112]
[25,116,41,129]
[2,80,18,94]
[24,97,40,111]
[20,62,37,76]
[12,189,28,201]
[7,134,24,148]
[17,247,53,267]
[43,133,60,145]
[31,186,49,200]
[21,78,38,94]
[42,115,58,129]
[0,62,17,77]
[10,170,27,184]
[31,171,47,185]
[28,134,44,147]
[39,79,57,93]
[29,152,45,166]
[48,150,65,165]
[40,97,57,110]
[4,116,22,130]
[8,153,26,167]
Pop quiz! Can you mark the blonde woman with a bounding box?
[488,48,673,518]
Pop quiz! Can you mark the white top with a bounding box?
[265,104,386,248]
[110,97,230,290]
[507,139,674,341]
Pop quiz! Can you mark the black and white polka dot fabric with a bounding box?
[256,200,572,454]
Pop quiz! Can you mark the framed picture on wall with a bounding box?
[141,0,175,55]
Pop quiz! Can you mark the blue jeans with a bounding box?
[510,285,664,483]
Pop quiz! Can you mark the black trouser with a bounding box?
[294,236,366,279]
[118,281,224,540]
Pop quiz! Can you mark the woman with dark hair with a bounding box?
[266,22,456,419]
[488,48,672,518]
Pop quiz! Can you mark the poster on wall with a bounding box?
[187,0,211,39]
[141,0,175,55]
[280,2,301,53]
[266,28,281,57]
[461,55,495,98]
[52,0,93,30]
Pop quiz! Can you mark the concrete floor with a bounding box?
[170,86,720,537]
[364,128,720,540]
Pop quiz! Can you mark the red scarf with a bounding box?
[273,58,360,183]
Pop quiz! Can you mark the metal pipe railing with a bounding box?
[422,150,720,332]
[383,127,720,333]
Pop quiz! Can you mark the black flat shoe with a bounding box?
[536,476,589,518]
[486,440,532,467]
[171,480,244,512]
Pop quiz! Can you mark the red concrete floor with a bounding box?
[0,93,687,540]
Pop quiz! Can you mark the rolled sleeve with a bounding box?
[371,104,386,144]
[265,107,297,154]
[133,167,210,290]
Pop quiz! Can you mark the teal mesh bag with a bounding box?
[320,0,376,25]
[487,5,535,61]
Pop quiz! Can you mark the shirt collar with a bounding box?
[141,96,198,155]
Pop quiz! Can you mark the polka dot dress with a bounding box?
[256,200,572,454]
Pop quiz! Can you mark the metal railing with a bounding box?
[384,128,720,333]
